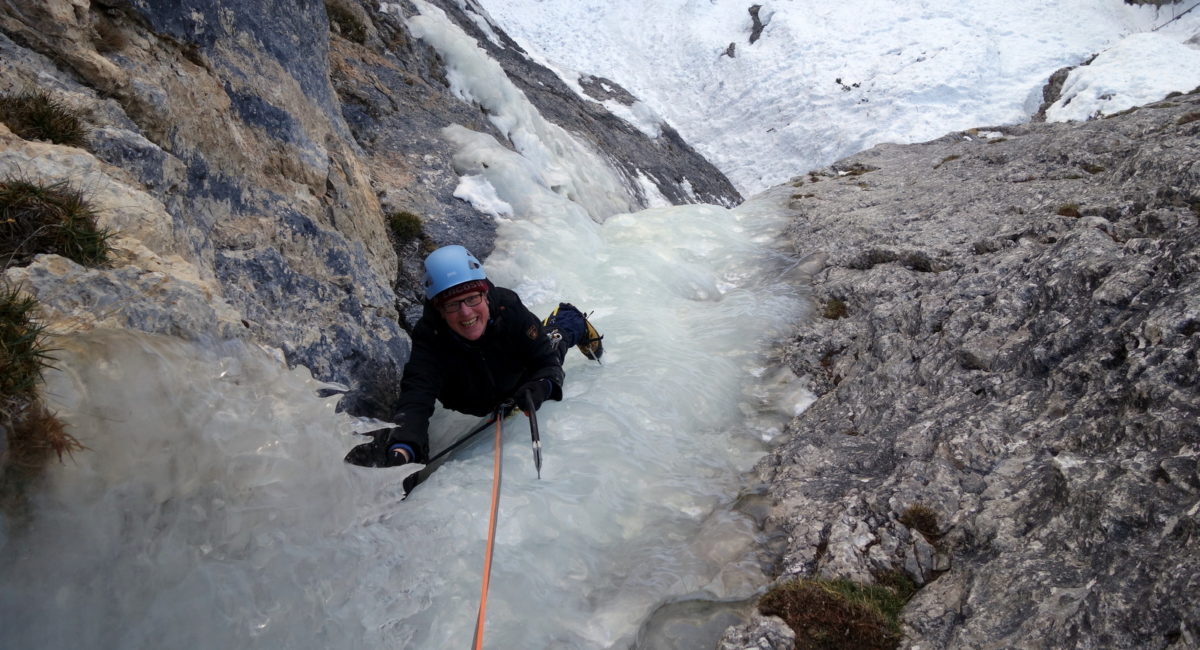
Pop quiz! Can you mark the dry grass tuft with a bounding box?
[899,504,941,539]
[0,285,54,400]
[1,401,83,520]
[4,402,83,468]
[0,90,89,147]
[1,283,83,517]
[0,177,112,268]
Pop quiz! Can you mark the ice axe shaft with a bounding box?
[523,392,542,479]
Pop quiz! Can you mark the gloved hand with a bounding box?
[344,427,413,468]
[515,377,553,412]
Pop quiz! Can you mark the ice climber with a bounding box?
[344,244,603,470]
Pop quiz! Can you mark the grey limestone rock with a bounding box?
[1032,65,1075,122]
[579,74,640,106]
[717,612,795,650]
[736,92,1200,648]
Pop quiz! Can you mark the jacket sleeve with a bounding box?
[510,296,565,403]
[386,335,443,463]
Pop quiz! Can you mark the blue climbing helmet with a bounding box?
[423,245,487,300]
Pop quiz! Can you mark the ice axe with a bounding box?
[520,390,542,479]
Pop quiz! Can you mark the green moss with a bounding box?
[759,577,915,649]
[1178,112,1200,126]
[0,90,88,147]
[0,178,112,268]
[874,570,918,603]
[1079,162,1106,174]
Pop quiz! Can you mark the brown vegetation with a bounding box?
[899,504,941,539]
[759,576,915,649]
[1056,204,1083,218]
[0,90,88,147]
[0,178,112,268]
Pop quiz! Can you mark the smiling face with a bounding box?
[439,290,489,341]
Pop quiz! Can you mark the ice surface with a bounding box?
[0,198,810,649]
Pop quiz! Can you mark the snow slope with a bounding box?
[474,0,1200,195]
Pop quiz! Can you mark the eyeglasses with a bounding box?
[439,292,485,313]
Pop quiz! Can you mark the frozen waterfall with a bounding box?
[0,3,815,648]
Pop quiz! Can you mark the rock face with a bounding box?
[1031,65,1075,122]
[748,5,767,45]
[0,0,738,419]
[444,1,740,207]
[738,93,1200,647]
[718,612,795,650]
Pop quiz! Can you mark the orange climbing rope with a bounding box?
[471,413,504,649]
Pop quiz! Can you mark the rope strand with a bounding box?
[471,413,504,649]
